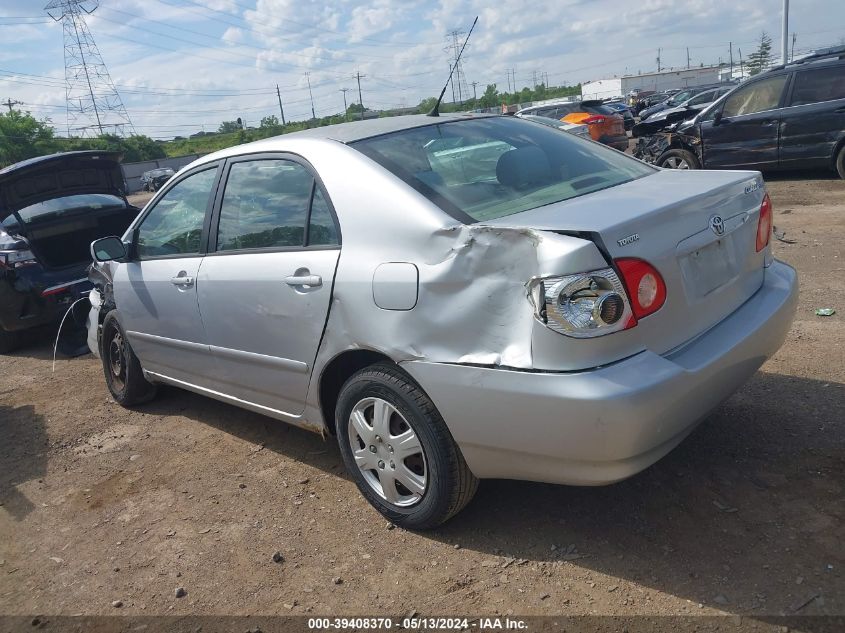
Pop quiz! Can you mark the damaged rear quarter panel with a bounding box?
[282,139,635,428]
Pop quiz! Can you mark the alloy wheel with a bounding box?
[663,156,690,169]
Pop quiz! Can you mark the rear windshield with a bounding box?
[9,193,126,225]
[351,117,653,223]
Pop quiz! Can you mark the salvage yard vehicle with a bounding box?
[634,46,845,176]
[140,167,175,192]
[515,113,591,138]
[516,101,628,151]
[87,114,797,529]
[0,151,139,353]
[641,86,733,123]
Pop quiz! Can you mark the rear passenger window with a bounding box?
[307,188,338,246]
[217,159,312,251]
[790,66,845,106]
[216,158,339,251]
[722,75,788,117]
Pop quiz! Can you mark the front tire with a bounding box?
[658,148,701,170]
[835,145,845,180]
[100,312,157,407]
[336,363,477,530]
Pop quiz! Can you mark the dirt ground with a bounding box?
[1,174,843,619]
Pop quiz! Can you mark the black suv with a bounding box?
[635,46,845,178]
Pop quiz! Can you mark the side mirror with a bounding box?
[90,236,127,262]
[713,111,723,125]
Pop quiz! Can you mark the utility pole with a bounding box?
[686,48,690,69]
[506,70,511,93]
[304,72,316,120]
[729,42,734,79]
[275,84,286,125]
[781,0,789,64]
[471,81,478,101]
[532,70,537,90]
[2,98,22,113]
[656,48,661,72]
[738,48,744,78]
[340,87,350,122]
[791,32,797,62]
[355,71,365,121]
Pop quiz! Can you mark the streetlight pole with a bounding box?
[781,0,789,64]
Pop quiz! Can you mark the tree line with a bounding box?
[1,78,588,168]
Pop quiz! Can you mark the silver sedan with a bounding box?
[88,114,797,529]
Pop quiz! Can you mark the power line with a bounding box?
[355,71,365,120]
[45,0,135,137]
[2,98,23,113]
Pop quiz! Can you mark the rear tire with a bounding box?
[100,312,157,407]
[0,328,21,354]
[658,149,701,170]
[836,145,845,180]
[336,363,477,530]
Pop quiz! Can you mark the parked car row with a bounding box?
[515,100,628,151]
[633,45,845,178]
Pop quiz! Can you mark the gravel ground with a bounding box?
[0,174,843,618]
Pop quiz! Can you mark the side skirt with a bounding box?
[143,369,326,435]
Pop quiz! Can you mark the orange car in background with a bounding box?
[560,101,628,151]
[515,100,629,151]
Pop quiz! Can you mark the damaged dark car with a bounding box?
[0,151,139,352]
[633,46,845,177]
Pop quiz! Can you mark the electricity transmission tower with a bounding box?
[445,28,471,105]
[45,0,135,137]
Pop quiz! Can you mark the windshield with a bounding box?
[667,90,695,106]
[8,193,127,225]
[351,117,654,223]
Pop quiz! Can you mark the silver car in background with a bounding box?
[88,114,797,529]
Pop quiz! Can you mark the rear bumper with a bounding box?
[401,260,798,486]
[599,133,630,151]
[0,265,91,333]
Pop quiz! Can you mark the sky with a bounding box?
[1,0,844,139]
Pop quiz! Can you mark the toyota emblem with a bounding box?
[709,215,725,236]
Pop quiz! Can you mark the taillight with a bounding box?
[615,258,667,319]
[756,192,772,252]
[527,268,635,338]
[0,249,37,270]
[581,115,607,125]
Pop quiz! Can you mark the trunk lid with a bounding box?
[487,168,769,355]
[0,151,125,221]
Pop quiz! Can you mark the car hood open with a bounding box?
[0,150,125,222]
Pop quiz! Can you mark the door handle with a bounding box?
[761,120,778,126]
[170,276,194,286]
[284,274,322,287]
[835,106,845,113]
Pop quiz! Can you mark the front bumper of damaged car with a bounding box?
[400,259,797,486]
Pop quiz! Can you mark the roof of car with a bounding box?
[279,113,497,144]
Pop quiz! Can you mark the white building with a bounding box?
[581,66,726,99]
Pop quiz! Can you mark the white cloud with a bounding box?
[3,0,843,138]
